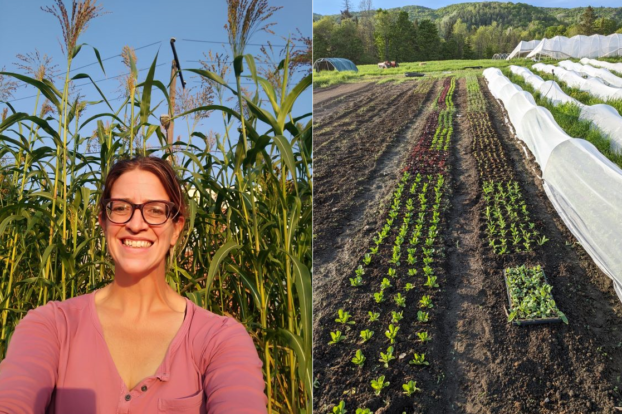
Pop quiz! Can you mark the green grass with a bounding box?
[506,69,622,168]
[314,58,533,88]
[528,67,622,115]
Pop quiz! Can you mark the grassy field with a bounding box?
[313,58,534,88]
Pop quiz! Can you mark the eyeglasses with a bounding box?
[104,199,179,225]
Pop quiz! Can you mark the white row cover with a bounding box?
[558,60,622,88]
[532,62,622,102]
[510,65,622,152]
[581,58,622,75]
[484,67,622,301]
[526,34,622,59]
[507,40,541,60]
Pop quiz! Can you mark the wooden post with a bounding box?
[168,58,177,149]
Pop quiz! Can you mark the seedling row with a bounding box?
[325,78,456,413]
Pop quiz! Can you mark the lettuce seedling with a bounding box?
[351,349,366,366]
[402,380,421,396]
[349,275,363,287]
[363,254,372,265]
[355,265,365,277]
[404,282,415,291]
[394,293,406,307]
[356,409,371,414]
[387,268,397,278]
[332,401,346,414]
[407,254,416,265]
[417,331,431,342]
[417,311,430,323]
[360,329,374,342]
[371,375,390,396]
[391,311,404,323]
[419,295,433,308]
[409,353,429,366]
[369,246,379,255]
[537,235,549,246]
[380,278,392,290]
[408,268,418,276]
[328,330,345,345]
[368,311,380,322]
[373,291,385,303]
[335,309,355,325]
[379,346,396,368]
[385,324,400,344]
[424,276,439,288]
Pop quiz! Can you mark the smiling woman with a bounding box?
[0,156,267,413]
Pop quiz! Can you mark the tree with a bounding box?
[416,19,440,61]
[333,19,365,62]
[594,17,618,35]
[393,11,417,62]
[374,9,398,61]
[313,17,336,60]
[341,0,353,19]
[579,6,596,35]
[357,0,377,62]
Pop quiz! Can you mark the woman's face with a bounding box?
[98,169,185,278]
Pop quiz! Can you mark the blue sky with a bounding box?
[313,0,621,15]
[0,0,311,158]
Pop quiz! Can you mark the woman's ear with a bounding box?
[171,216,185,246]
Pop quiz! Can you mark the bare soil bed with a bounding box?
[313,75,622,413]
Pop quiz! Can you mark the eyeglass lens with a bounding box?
[106,200,171,225]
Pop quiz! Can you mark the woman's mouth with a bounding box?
[122,239,153,248]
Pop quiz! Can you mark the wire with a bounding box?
[181,39,303,49]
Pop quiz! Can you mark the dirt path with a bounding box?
[313,82,374,108]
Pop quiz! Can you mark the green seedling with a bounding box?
[371,375,390,396]
[422,265,434,277]
[387,268,397,278]
[419,295,433,308]
[368,311,380,322]
[404,282,415,291]
[417,311,430,323]
[537,235,549,246]
[422,256,433,266]
[373,291,385,303]
[379,346,396,368]
[407,247,417,256]
[380,277,392,290]
[363,254,372,265]
[424,276,439,288]
[391,311,404,323]
[350,275,363,287]
[403,380,421,396]
[385,324,400,344]
[355,265,365,277]
[335,309,355,325]
[356,409,371,414]
[332,401,346,414]
[351,349,366,367]
[328,330,345,345]
[409,353,429,366]
[408,268,418,276]
[360,329,374,342]
[369,246,379,255]
[394,293,406,307]
[417,331,431,342]
[386,218,394,227]
[407,254,416,265]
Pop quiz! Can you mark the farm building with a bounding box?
[313,58,358,73]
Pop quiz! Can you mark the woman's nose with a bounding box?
[126,207,149,231]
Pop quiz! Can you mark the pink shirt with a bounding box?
[0,291,267,413]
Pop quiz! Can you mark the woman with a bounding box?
[0,156,267,413]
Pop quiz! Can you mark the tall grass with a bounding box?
[0,1,311,412]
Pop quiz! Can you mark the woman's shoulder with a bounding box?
[185,300,251,344]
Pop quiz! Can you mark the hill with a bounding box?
[313,2,622,29]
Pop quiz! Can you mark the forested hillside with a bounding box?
[313,2,622,64]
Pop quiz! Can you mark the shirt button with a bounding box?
[141,385,148,392]
[125,394,131,401]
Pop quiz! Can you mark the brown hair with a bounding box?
[99,156,187,222]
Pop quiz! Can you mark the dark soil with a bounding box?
[313,75,622,413]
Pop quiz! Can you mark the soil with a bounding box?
[313,75,622,413]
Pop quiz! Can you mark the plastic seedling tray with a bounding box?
[503,268,564,326]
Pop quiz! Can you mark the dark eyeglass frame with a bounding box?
[103,198,179,225]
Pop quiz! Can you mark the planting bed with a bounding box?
[314,73,622,413]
